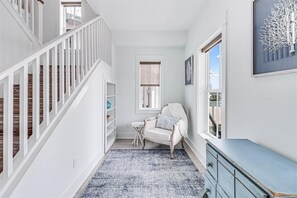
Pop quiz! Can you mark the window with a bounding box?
[139,62,161,109]
[60,2,81,34]
[136,56,162,113]
[198,31,225,139]
[206,41,222,138]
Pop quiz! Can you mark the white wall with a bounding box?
[82,0,96,23]
[184,0,297,165]
[43,0,60,43]
[113,31,187,47]
[115,46,185,138]
[10,62,114,197]
[0,2,37,72]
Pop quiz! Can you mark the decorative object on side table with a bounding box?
[185,55,194,85]
[253,0,297,76]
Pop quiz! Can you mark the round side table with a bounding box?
[131,121,144,146]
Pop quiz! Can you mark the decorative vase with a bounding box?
[107,100,111,109]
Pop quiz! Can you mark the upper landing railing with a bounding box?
[4,0,44,43]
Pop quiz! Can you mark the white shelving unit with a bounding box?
[104,81,117,153]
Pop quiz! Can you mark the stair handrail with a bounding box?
[0,15,110,80]
[0,14,112,196]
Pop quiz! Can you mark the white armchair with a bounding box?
[142,105,186,159]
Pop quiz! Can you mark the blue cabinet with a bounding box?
[205,171,216,198]
[205,139,297,198]
[235,179,256,198]
[217,161,234,197]
[206,149,218,180]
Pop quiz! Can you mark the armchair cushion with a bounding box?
[144,127,182,145]
[144,128,173,142]
[156,114,180,130]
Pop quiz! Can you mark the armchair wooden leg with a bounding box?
[181,138,184,149]
[170,143,174,159]
[142,139,146,150]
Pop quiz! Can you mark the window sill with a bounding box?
[198,132,217,140]
[136,109,161,114]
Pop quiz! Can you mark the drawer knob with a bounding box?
[201,188,210,198]
[207,162,213,167]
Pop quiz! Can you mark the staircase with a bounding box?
[1,0,44,43]
[0,65,71,172]
[0,16,111,196]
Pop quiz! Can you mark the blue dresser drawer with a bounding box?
[205,172,217,198]
[217,184,229,198]
[207,144,218,157]
[206,150,218,180]
[235,179,256,198]
[235,171,268,198]
[217,191,223,198]
[218,155,235,175]
[218,161,234,197]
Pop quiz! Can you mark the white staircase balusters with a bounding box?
[52,46,58,115]
[20,65,28,157]
[5,0,43,43]
[0,16,112,196]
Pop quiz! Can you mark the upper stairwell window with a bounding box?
[60,1,82,34]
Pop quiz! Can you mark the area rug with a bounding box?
[81,149,204,198]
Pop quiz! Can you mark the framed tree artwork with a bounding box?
[253,0,297,76]
[185,55,194,85]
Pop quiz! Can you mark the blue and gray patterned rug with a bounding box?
[81,149,204,198]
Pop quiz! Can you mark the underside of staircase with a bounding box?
[0,65,74,173]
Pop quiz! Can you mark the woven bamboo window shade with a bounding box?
[61,2,81,7]
[140,61,161,87]
[201,34,222,53]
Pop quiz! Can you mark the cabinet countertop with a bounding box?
[206,139,297,197]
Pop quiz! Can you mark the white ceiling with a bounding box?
[86,0,207,31]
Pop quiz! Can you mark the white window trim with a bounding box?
[197,25,227,139]
[135,55,165,114]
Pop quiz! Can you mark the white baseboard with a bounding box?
[116,133,135,139]
[184,138,206,168]
[62,153,105,198]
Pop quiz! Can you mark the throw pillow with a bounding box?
[156,114,180,130]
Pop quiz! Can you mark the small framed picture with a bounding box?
[185,55,194,85]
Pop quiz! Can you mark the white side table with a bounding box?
[131,121,144,146]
